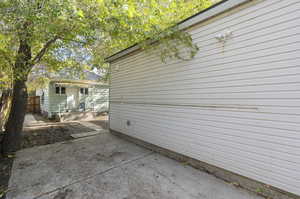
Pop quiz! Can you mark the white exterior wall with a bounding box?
[79,86,109,112]
[109,0,300,196]
[48,82,68,115]
[36,85,50,115]
[66,87,79,110]
[48,83,109,116]
[91,86,109,112]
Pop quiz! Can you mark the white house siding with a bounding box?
[79,86,109,112]
[48,82,68,115]
[36,85,49,115]
[109,0,300,196]
[66,87,79,110]
[91,86,109,112]
[48,83,109,116]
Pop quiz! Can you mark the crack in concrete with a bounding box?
[32,151,155,199]
[7,134,131,196]
[9,133,118,193]
[147,164,208,199]
[7,142,68,192]
[52,188,73,199]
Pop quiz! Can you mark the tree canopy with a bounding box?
[0,0,212,80]
[0,0,214,154]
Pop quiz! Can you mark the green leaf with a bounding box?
[7,154,15,158]
[0,0,213,84]
[77,10,84,18]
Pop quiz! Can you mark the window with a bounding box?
[55,87,60,94]
[55,86,66,95]
[80,88,89,95]
[61,87,66,94]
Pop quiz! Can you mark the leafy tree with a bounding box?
[0,0,211,154]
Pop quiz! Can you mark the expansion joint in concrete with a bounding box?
[32,151,154,199]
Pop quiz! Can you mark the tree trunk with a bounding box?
[1,80,28,154]
[1,31,32,155]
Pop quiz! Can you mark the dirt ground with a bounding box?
[0,114,108,199]
[0,156,13,199]
[22,122,94,149]
[22,113,108,149]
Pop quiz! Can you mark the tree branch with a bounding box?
[32,36,59,64]
[59,37,88,45]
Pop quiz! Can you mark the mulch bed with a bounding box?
[21,122,95,149]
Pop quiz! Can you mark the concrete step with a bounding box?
[71,130,109,139]
[77,121,104,131]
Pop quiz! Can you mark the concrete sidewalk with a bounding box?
[23,114,48,127]
[23,114,40,127]
[7,133,263,199]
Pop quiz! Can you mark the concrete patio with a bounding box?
[7,133,263,199]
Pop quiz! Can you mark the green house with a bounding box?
[36,79,109,121]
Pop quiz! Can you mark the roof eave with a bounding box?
[105,0,251,63]
[50,79,108,86]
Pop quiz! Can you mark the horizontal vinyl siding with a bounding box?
[109,0,300,196]
[36,87,49,114]
[44,86,49,114]
[110,104,300,194]
[49,84,109,113]
[48,83,67,113]
[92,87,109,112]
[82,86,109,112]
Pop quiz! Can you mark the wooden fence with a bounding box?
[27,96,40,113]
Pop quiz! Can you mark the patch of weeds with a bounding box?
[53,188,73,199]
[230,182,240,187]
[6,154,15,159]
[0,188,8,199]
[255,187,265,195]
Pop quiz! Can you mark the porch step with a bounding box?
[71,130,109,139]
[78,121,104,131]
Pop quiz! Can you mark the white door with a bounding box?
[66,87,79,110]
